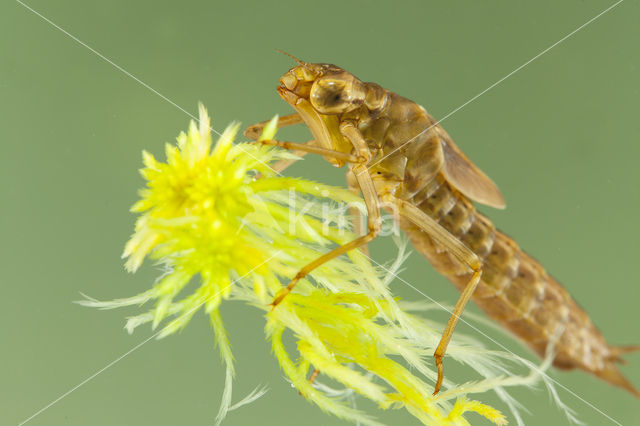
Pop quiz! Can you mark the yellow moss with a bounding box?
[79,104,571,426]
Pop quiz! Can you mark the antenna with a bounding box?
[276,49,306,66]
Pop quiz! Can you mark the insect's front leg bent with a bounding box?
[388,197,483,395]
[257,139,359,164]
[245,113,316,174]
[256,139,318,174]
[244,112,303,140]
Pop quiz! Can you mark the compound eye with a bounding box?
[310,79,350,114]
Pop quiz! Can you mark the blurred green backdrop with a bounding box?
[2,1,639,425]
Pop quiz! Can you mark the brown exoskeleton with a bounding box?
[245,54,639,397]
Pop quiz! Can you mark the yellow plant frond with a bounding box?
[79,104,575,426]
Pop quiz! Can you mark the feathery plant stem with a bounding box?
[79,104,575,426]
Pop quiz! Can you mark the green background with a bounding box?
[2,1,639,425]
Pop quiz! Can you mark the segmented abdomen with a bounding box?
[399,174,635,390]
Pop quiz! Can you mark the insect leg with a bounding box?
[346,168,368,255]
[261,139,316,174]
[388,196,482,395]
[244,113,310,173]
[338,120,379,255]
[271,125,381,307]
[271,161,381,307]
[244,113,303,140]
[257,139,360,164]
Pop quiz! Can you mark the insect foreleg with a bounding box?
[244,112,303,140]
[257,139,360,163]
[244,113,311,173]
[338,122,371,162]
[388,197,483,395]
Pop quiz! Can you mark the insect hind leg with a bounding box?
[388,196,483,395]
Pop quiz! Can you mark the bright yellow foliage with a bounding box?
[81,104,572,426]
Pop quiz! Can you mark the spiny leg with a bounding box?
[257,139,360,164]
[244,112,303,140]
[342,122,374,256]
[245,113,313,174]
[262,139,317,174]
[247,115,364,173]
[271,125,381,307]
[346,168,368,255]
[271,165,381,306]
[389,196,483,395]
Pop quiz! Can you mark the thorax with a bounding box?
[345,90,445,200]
